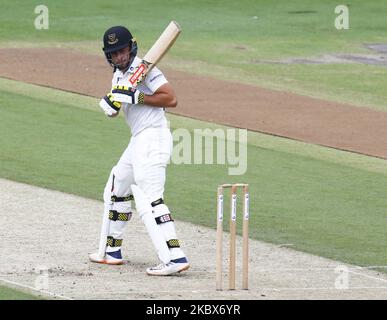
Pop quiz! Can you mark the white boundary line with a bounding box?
[348,270,387,284]
[257,286,387,292]
[356,265,387,269]
[92,286,387,295]
[1,272,387,299]
[9,266,382,276]
[0,277,73,300]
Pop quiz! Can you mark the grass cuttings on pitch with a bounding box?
[1,82,387,268]
[1,0,387,112]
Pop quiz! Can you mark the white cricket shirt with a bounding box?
[112,56,169,136]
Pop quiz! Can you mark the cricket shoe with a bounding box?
[146,257,190,276]
[88,250,124,265]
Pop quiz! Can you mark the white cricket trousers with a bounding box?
[105,126,173,201]
[102,126,186,261]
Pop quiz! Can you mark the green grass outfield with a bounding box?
[1,79,387,272]
[0,285,42,300]
[1,0,387,111]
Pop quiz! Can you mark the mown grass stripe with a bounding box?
[1,77,386,176]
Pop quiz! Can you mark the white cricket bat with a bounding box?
[128,20,181,87]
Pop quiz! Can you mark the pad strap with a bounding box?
[151,198,164,207]
[155,214,174,224]
[106,236,122,247]
[167,239,180,248]
[109,210,132,221]
[111,195,134,202]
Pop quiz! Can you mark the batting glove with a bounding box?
[111,85,145,105]
[99,93,122,116]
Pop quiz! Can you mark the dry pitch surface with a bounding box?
[1,179,387,300]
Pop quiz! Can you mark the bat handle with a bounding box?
[129,61,150,87]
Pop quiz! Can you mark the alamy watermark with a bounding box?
[334,265,349,289]
[34,265,49,291]
[335,5,349,30]
[34,5,49,30]
[171,128,247,176]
